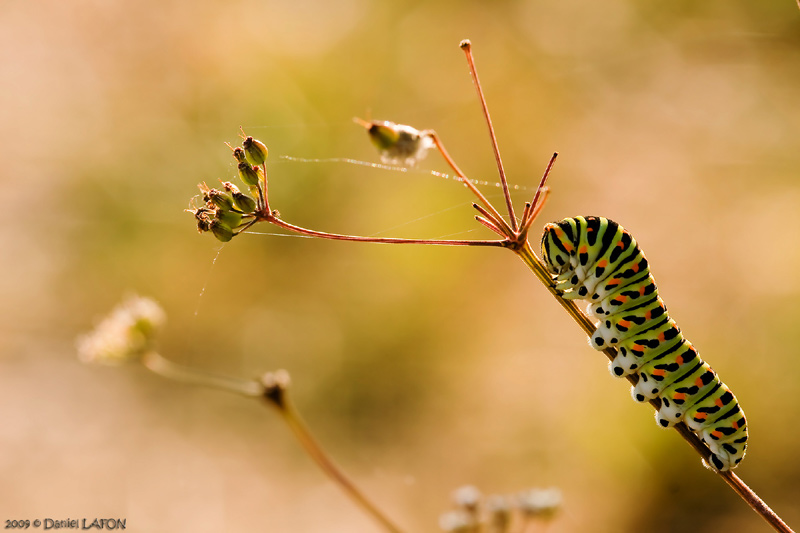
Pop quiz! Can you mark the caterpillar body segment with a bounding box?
[541,216,747,471]
[633,340,699,401]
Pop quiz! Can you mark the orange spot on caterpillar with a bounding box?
[639,286,646,296]
[676,354,684,365]
[673,392,686,401]
[694,412,708,420]
[597,259,608,268]
[579,245,587,254]
[652,369,666,377]
[618,319,631,328]
[695,377,704,387]
[711,430,723,439]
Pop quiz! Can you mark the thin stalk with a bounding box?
[260,163,271,214]
[519,154,557,237]
[257,213,508,247]
[267,391,406,533]
[460,39,517,231]
[141,351,263,397]
[139,356,405,533]
[512,241,795,533]
[471,202,514,238]
[429,132,513,237]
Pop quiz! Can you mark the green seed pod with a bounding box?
[238,162,261,187]
[216,208,242,229]
[232,191,256,213]
[221,181,257,213]
[242,136,269,166]
[205,188,234,210]
[210,219,234,242]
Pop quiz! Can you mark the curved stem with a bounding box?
[139,356,405,533]
[513,241,795,533]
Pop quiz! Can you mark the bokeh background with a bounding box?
[2,1,800,531]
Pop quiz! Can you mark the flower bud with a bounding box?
[357,118,434,166]
[232,146,247,164]
[238,162,262,187]
[242,136,269,166]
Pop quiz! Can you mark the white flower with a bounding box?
[77,295,166,365]
[517,487,561,518]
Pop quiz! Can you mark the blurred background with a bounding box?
[2,0,799,531]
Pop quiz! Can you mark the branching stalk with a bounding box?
[139,353,405,533]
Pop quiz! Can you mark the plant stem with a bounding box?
[259,213,508,247]
[141,351,263,397]
[263,382,406,533]
[459,40,517,231]
[140,356,405,533]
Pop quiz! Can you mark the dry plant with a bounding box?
[82,40,796,533]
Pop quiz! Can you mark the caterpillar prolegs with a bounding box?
[540,216,747,471]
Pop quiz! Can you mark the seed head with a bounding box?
[356,118,434,166]
[517,487,561,519]
[77,295,166,365]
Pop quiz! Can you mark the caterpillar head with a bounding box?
[541,222,573,275]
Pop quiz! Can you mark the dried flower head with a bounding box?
[452,485,482,511]
[77,295,166,365]
[355,118,434,166]
[438,510,478,533]
[518,487,561,519]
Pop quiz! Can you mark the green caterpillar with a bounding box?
[541,216,747,471]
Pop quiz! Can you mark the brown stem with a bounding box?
[429,132,512,238]
[471,202,514,238]
[253,213,508,247]
[518,153,557,237]
[261,373,406,533]
[459,39,517,232]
